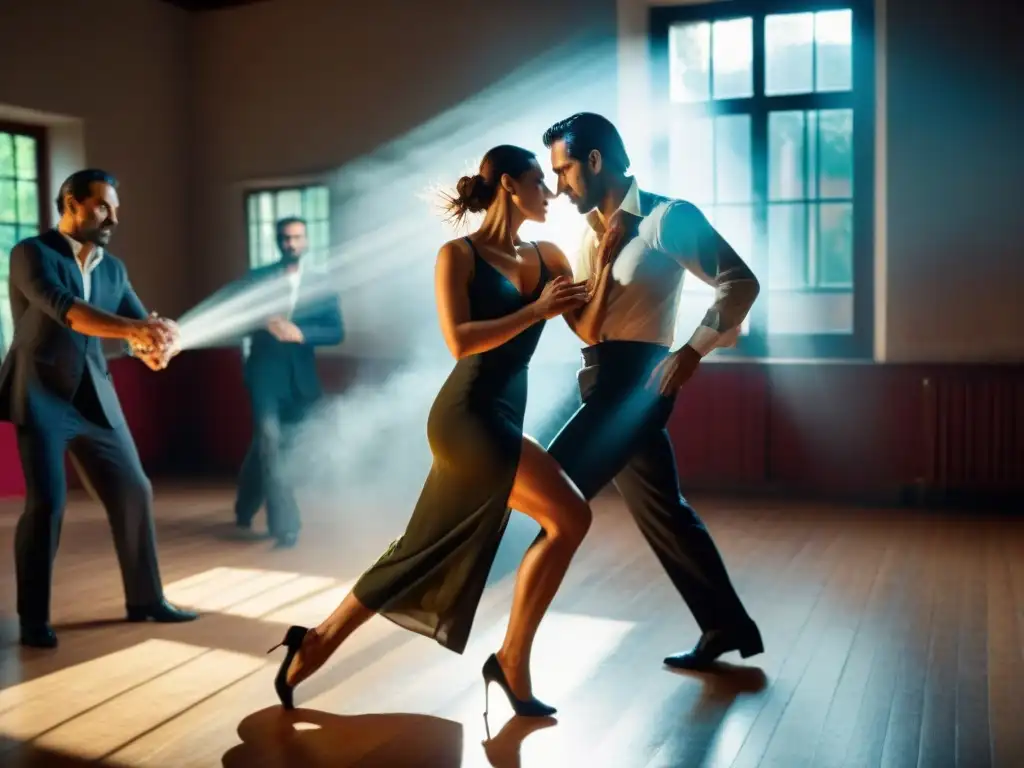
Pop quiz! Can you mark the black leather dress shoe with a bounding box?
[664,621,764,670]
[126,599,199,623]
[20,622,58,649]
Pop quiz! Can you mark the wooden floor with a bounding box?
[0,486,1021,768]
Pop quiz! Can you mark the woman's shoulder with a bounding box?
[437,236,476,262]
[532,240,572,277]
[436,236,477,281]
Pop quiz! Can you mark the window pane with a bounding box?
[258,192,274,222]
[768,203,808,289]
[248,224,260,268]
[818,109,853,198]
[302,187,317,221]
[315,186,330,220]
[819,202,853,286]
[768,111,806,201]
[767,290,853,334]
[765,13,814,96]
[0,295,11,355]
[712,17,753,99]
[0,134,13,177]
[0,180,15,223]
[807,111,818,198]
[259,221,276,265]
[16,180,39,224]
[311,220,330,258]
[715,115,751,203]
[14,135,37,180]
[669,22,711,103]
[305,185,329,221]
[17,224,39,241]
[669,116,714,203]
[816,10,853,92]
[275,189,302,219]
[0,224,17,256]
[247,194,258,224]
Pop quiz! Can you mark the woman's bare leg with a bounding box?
[285,591,374,687]
[283,438,590,696]
[496,436,591,700]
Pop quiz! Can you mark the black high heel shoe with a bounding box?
[267,625,309,710]
[481,653,556,718]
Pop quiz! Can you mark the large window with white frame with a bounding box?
[245,184,331,270]
[650,0,874,358]
[0,122,48,357]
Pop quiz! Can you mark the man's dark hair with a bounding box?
[542,112,631,175]
[276,216,307,239]
[55,169,118,215]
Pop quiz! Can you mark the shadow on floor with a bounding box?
[222,707,464,767]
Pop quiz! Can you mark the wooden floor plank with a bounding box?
[0,488,1020,768]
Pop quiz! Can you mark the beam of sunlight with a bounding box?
[452,612,637,765]
[260,581,358,627]
[479,612,635,709]
[172,34,616,360]
[0,640,266,766]
[162,567,354,625]
[0,640,207,739]
[228,574,338,619]
[157,39,619,527]
[31,647,264,762]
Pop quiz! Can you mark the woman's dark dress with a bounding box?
[351,237,551,654]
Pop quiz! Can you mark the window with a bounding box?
[245,185,331,270]
[0,123,48,357]
[650,0,874,358]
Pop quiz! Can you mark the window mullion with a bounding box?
[748,13,769,342]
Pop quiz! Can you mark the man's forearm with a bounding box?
[66,300,138,340]
[685,276,760,356]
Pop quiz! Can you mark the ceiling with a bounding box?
[159,0,269,11]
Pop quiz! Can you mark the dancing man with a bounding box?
[0,169,197,648]
[543,113,764,669]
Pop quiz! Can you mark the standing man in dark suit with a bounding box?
[233,216,344,548]
[0,168,198,648]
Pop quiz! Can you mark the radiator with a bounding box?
[921,375,1024,493]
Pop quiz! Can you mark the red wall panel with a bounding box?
[2,351,1022,505]
[923,372,1024,494]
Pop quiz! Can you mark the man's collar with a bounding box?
[585,177,641,233]
[58,230,104,268]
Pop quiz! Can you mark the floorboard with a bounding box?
[0,487,1020,767]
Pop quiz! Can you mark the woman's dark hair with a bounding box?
[441,144,537,227]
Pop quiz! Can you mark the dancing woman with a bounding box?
[269,145,592,717]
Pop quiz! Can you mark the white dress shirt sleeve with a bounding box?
[653,201,761,356]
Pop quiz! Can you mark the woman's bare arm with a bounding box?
[434,240,544,360]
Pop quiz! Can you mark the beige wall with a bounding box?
[880,0,1023,362]
[1,0,1019,362]
[190,0,618,302]
[0,0,194,316]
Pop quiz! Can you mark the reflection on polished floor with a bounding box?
[0,486,1021,767]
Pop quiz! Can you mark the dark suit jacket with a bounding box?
[199,260,343,414]
[0,229,148,429]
